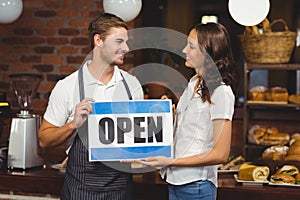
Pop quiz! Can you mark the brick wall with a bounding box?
[0,0,135,115]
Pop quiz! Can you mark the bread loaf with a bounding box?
[285,155,300,161]
[287,145,300,156]
[262,133,290,142]
[285,138,300,161]
[269,87,288,102]
[292,134,300,141]
[249,86,267,101]
[249,125,290,145]
[262,145,289,161]
[289,134,300,146]
[289,94,300,104]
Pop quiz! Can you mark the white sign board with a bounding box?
[88,100,173,161]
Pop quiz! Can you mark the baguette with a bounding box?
[262,133,290,141]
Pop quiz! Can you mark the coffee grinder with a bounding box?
[7,74,44,169]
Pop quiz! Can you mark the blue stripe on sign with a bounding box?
[91,100,170,115]
[90,145,172,160]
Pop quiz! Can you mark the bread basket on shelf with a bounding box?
[238,19,297,64]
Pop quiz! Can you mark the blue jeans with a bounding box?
[168,180,217,200]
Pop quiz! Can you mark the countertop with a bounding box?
[1,166,300,200]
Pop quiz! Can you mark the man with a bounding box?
[38,13,143,199]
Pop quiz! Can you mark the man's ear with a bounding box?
[94,33,103,47]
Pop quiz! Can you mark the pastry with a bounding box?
[296,174,300,184]
[270,174,296,184]
[276,165,299,176]
[238,163,269,181]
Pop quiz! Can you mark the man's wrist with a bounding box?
[68,121,77,130]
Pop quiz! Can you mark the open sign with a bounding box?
[88,100,173,161]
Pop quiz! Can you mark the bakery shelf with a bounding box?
[245,63,300,70]
[244,144,270,149]
[245,101,300,109]
[242,62,300,161]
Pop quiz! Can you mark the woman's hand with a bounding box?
[161,95,176,120]
[71,98,95,129]
[138,156,174,168]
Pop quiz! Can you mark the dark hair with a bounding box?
[88,13,128,49]
[195,23,236,103]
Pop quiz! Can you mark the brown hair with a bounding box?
[88,13,128,49]
[194,23,236,103]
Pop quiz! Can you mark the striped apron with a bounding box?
[60,66,133,200]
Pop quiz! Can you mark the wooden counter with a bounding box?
[1,167,300,200]
[0,166,168,200]
[0,166,63,199]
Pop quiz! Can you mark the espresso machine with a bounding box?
[7,74,44,169]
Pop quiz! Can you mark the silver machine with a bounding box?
[7,74,44,169]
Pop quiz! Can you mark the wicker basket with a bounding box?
[238,19,297,64]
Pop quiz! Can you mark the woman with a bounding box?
[138,23,236,200]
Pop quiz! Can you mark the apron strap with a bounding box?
[78,66,85,101]
[120,71,133,100]
[77,66,88,145]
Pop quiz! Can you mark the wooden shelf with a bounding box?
[245,101,300,109]
[245,63,300,70]
[243,62,300,160]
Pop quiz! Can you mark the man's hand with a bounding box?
[72,98,95,129]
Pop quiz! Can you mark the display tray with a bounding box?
[247,100,288,105]
[268,182,300,187]
[233,174,268,186]
[218,169,238,173]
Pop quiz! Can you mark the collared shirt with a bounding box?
[43,60,143,147]
[164,75,235,187]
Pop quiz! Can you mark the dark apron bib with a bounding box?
[61,66,133,200]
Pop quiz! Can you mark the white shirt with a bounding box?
[164,75,235,187]
[43,60,143,147]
